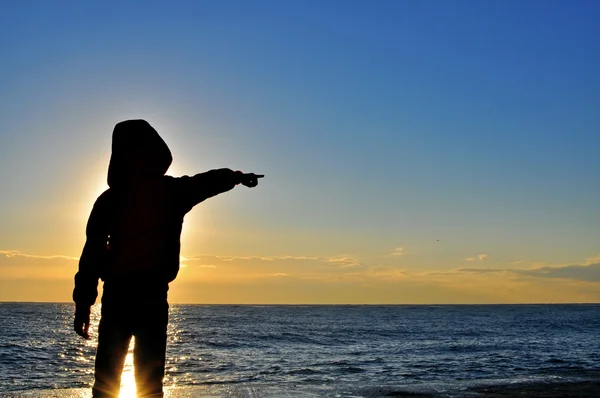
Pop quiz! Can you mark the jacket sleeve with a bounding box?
[73,191,111,307]
[174,168,243,212]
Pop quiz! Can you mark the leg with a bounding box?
[133,301,169,398]
[92,313,132,398]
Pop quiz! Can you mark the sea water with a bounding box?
[1,303,599,396]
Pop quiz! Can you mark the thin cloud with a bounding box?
[213,255,318,262]
[390,247,405,256]
[451,263,600,283]
[367,266,410,279]
[0,250,79,261]
[218,255,271,262]
[184,254,363,268]
[456,268,506,274]
[515,263,600,282]
[464,254,488,262]
[585,254,600,265]
[324,256,363,268]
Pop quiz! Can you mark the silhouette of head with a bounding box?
[107,120,173,188]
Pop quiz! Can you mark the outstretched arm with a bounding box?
[73,192,110,339]
[175,168,263,211]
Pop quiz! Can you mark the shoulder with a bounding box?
[94,188,114,208]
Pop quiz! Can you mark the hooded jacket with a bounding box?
[73,120,243,306]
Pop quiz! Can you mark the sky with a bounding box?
[1,0,599,304]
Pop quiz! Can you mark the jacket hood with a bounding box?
[107,120,173,187]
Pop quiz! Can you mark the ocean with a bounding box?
[0,303,599,397]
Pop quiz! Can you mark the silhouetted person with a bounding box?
[73,120,263,397]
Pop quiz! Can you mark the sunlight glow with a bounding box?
[119,338,137,398]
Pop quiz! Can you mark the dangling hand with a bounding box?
[240,173,264,188]
[74,305,91,339]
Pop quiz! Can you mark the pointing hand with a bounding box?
[240,173,264,188]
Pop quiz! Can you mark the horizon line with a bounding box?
[1,301,599,306]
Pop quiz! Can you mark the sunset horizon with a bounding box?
[2,1,599,306]
[1,246,599,305]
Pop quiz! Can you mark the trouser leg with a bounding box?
[92,314,131,398]
[134,301,169,398]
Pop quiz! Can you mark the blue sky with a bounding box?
[1,1,599,303]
